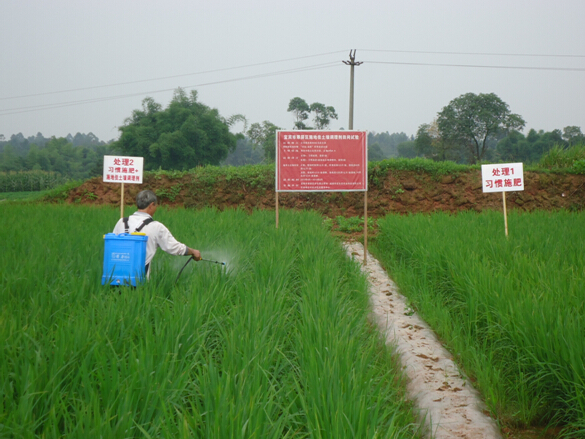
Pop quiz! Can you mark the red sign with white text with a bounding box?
[276,131,367,192]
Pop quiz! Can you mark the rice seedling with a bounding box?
[1,204,420,438]
[372,210,585,436]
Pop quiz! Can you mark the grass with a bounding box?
[371,210,585,436]
[1,204,420,438]
[0,191,52,201]
[538,144,585,171]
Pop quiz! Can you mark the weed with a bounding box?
[83,190,98,201]
[336,215,375,233]
[156,184,183,202]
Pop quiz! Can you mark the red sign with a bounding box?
[276,131,367,192]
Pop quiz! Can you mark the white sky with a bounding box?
[1,0,584,143]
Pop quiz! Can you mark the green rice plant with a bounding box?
[1,204,420,438]
[371,210,585,435]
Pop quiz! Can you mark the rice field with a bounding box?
[372,210,585,436]
[1,204,419,438]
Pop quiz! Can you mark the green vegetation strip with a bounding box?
[371,210,585,436]
[1,205,419,438]
[0,171,68,193]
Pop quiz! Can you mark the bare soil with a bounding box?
[65,170,585,217]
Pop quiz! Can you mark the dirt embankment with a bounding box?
[65,170,585,216]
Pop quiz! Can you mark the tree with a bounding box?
[287,97,311,130]
[397,141,417,158]
[367,132,409,158]
[0,144,23,171]
[415,121,464,162]
[247,121,281,162]
[287,97,338,130]
[113,88,237,170]
[414,124,434,158]
[368,143,385,162]
[25,144,41,170]
[437,93,525,164]
[309,102,338,129]
[496,128,571,163]
[222,137,264,166]
[562,126,584,146]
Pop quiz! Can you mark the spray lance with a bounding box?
[175,255,226,284]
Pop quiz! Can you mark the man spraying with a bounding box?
[113,190,201,278]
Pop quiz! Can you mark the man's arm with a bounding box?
[155,222,201,260]
[113,218,124,234]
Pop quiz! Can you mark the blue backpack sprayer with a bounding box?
[102,217,226,286]
[101,217,153,286]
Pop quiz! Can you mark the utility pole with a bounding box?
[343,50,367,264]
[343,49,362,129]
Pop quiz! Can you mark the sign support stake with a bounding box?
[276,192,279,229]
[363,191,368,265]
[502,191,508,238]
[120,182,125,218]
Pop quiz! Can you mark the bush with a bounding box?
[538,144,585,172]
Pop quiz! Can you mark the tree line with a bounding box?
[0,132,119,179]
[405,93,584,164]
[1,89,583,184]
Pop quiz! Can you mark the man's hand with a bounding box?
[187,247,201,261]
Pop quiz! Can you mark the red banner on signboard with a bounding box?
[276,131,367,192]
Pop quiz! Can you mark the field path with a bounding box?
[344,241,502,439]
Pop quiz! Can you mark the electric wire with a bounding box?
[358,49,585,58]
[363,60,585,71]
[0,51,348,101]
[3,48,583,102]
[0,62,341,116]
[1,48,583,117]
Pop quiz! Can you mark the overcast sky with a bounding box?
[1,0,584,143]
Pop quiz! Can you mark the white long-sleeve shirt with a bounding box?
[113,211,188,268]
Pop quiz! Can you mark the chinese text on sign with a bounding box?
[103,155,144,184]
[276,131,367,192]
[481,163,524,193]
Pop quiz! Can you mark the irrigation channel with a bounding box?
[344,241,501,439]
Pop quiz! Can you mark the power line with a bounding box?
[3,48,582,103]
[359,49,585,58]
[0,62,341,116]
[0,51,347,101]
[2,49,583,117]
[363,60,585,71]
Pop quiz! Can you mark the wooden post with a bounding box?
[275,191,279,229]
[120,182,125,218]
[502,191,508,238]
[363,191,368,265]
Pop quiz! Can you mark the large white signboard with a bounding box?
[103,155,144,184]
[481,162,524,193]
